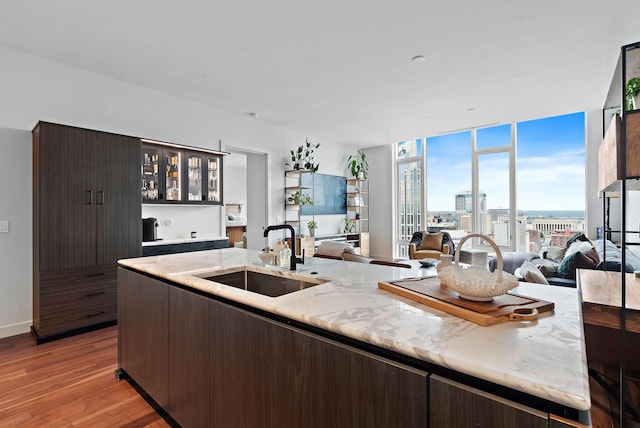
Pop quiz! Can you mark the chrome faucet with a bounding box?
[263,224,304,270]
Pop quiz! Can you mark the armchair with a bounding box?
[408,231,455,260]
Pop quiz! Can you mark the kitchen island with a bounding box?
[117,248,591,427]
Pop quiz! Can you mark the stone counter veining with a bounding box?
[118,247,590,412]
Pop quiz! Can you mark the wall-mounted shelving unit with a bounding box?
[284,169,313,235]
[346,178,369,234]
[597,40,640,427]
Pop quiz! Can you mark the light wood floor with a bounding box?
[0,326,170,428]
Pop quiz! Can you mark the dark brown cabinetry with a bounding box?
[429,375,548,428]
[32,121,141,342]
[119,268,428,427]
[141,142,223,205]
[267,314,428,427]
[117,268,169,409]
[118,268,588,427]
[212,302,426,427]
[209,298,272,427]
[168,286,210,428]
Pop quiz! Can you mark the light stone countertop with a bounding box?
[118,247,591,412]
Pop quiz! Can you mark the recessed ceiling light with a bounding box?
[411,55,426,63]
[248,112,259,118]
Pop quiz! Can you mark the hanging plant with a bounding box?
[286,139,321,172]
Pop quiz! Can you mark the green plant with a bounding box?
[626,75,640,110]
[344,218,355,233]
[287,191,314,206]
[286,139,321,172]
[347,150,368,179]
[307,220,318,230]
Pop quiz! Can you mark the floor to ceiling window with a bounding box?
[425,131,471,251]
[396,139,424,258]
[474,124,515,250]
[394,112,585,259]
[515,112,585,252]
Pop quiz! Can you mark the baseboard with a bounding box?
[0,321,32,339]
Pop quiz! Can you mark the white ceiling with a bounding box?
[1,1,639,146]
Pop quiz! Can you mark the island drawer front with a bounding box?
[430,375,548,428]
[36,266,117,336]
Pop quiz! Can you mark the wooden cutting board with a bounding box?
[378,276,554,326]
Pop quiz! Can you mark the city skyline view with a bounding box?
[425,112,585,212]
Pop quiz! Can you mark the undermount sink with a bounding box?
[199,267,327,297]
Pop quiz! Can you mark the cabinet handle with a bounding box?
[87,291,105,297]
[98,190,105,205]
[87,311,105,318]
[86,190,93,205]
[86,272,105,278]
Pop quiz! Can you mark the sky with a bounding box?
[422,112,585,212]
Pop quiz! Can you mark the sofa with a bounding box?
[489,234,640,287]
[313,241,414,267]
[408,231,456,260]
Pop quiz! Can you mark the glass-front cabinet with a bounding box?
[186,152,203,201]
[141,141,224,205]
[165,149,182,202]
[141,145,161,201]
[206,156,221,203]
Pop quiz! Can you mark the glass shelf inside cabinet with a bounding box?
[187,155,203,201]
[142,146,160,201]
[165,150,181,201]
[207,157,220,202]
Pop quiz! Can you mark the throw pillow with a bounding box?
[564,240,593,260]
[566,232,591,248]
[533,258,559,277]
[519,260,549,285]
[557,248,599,279]
[545,246,567,263]
[315,241,353,258]
[418,232,443,251]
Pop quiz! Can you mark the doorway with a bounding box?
[224,146,268,250]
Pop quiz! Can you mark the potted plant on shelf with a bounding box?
[286,139,321,172]
[347,150,368,179]
[626,75,640,111]
[287,191,314,207]
[307,220,318,237]
[344,217,355,233]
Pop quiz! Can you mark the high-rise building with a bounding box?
[397,140,423,257]
[455,190,487,233]
[532,219,585,236]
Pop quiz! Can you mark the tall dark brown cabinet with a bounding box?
[32,121,141,343]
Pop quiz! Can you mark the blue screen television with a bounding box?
[300,173,347,215]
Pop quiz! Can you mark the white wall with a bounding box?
[366,144,394,260]
[0,128,33,337]
[225,153,248,213]
[585,109,605,239]
[0,46,360,338]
